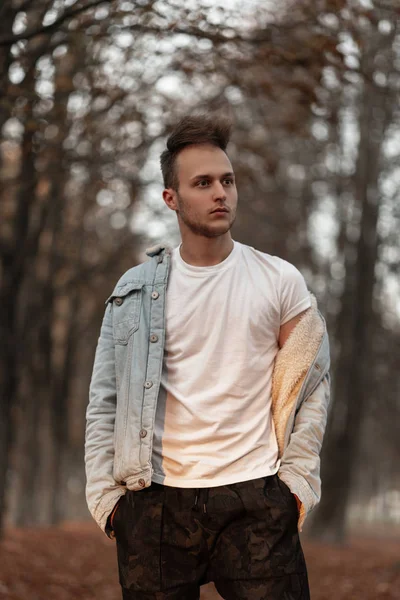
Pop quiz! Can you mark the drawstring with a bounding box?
[203,488,209,513]
[192,488,209,513]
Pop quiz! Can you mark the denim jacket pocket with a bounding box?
[105,282,144,345]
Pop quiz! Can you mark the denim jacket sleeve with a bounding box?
[278,372,331,531]
[84,303,126,537]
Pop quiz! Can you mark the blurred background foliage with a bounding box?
[0,0,399,543]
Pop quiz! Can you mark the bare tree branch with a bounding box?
[0,0,112,47]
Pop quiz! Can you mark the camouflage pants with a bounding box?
[112,473,310,599]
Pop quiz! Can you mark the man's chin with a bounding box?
[199,225,233,238]
[203,218,235,236]
[181,216,235,238]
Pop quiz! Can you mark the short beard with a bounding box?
[176,192,236,238]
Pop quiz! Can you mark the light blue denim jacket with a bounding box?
[85,243,330,538]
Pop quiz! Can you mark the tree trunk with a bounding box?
[309,40,394,540]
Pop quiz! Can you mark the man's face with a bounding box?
[167,143,238,238]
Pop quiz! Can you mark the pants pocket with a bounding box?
[116,486,164,593]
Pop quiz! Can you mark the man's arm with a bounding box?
[278,310,308,349]
[278,373,330,529]
[278,309,309,513]
[84,303,126,537]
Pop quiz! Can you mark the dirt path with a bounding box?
[0,523,399,599]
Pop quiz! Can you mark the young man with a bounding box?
[85,115,330,600]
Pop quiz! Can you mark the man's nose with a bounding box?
[212,181,226,200]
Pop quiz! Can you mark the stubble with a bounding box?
[175,192,236,238]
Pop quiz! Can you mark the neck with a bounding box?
[179,234,234,267]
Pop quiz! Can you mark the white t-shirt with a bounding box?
[151,240,311,488]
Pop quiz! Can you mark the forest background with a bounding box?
[0,0,399,570]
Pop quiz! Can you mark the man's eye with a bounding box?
[198,180,209,187]
[224,179,234,185]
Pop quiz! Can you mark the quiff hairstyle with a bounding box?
[160,114,232,190]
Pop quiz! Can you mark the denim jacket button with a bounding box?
[138,478,146,487]
[144,380,153,389]
[114,297,123,306]
[151,291,159,299]
[150,334,158,343]
[139,429,147,438]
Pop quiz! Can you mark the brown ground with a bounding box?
[0,522,399,599]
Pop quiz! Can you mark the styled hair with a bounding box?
[160,114,232,190]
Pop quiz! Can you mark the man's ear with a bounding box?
[162,188,178,211]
